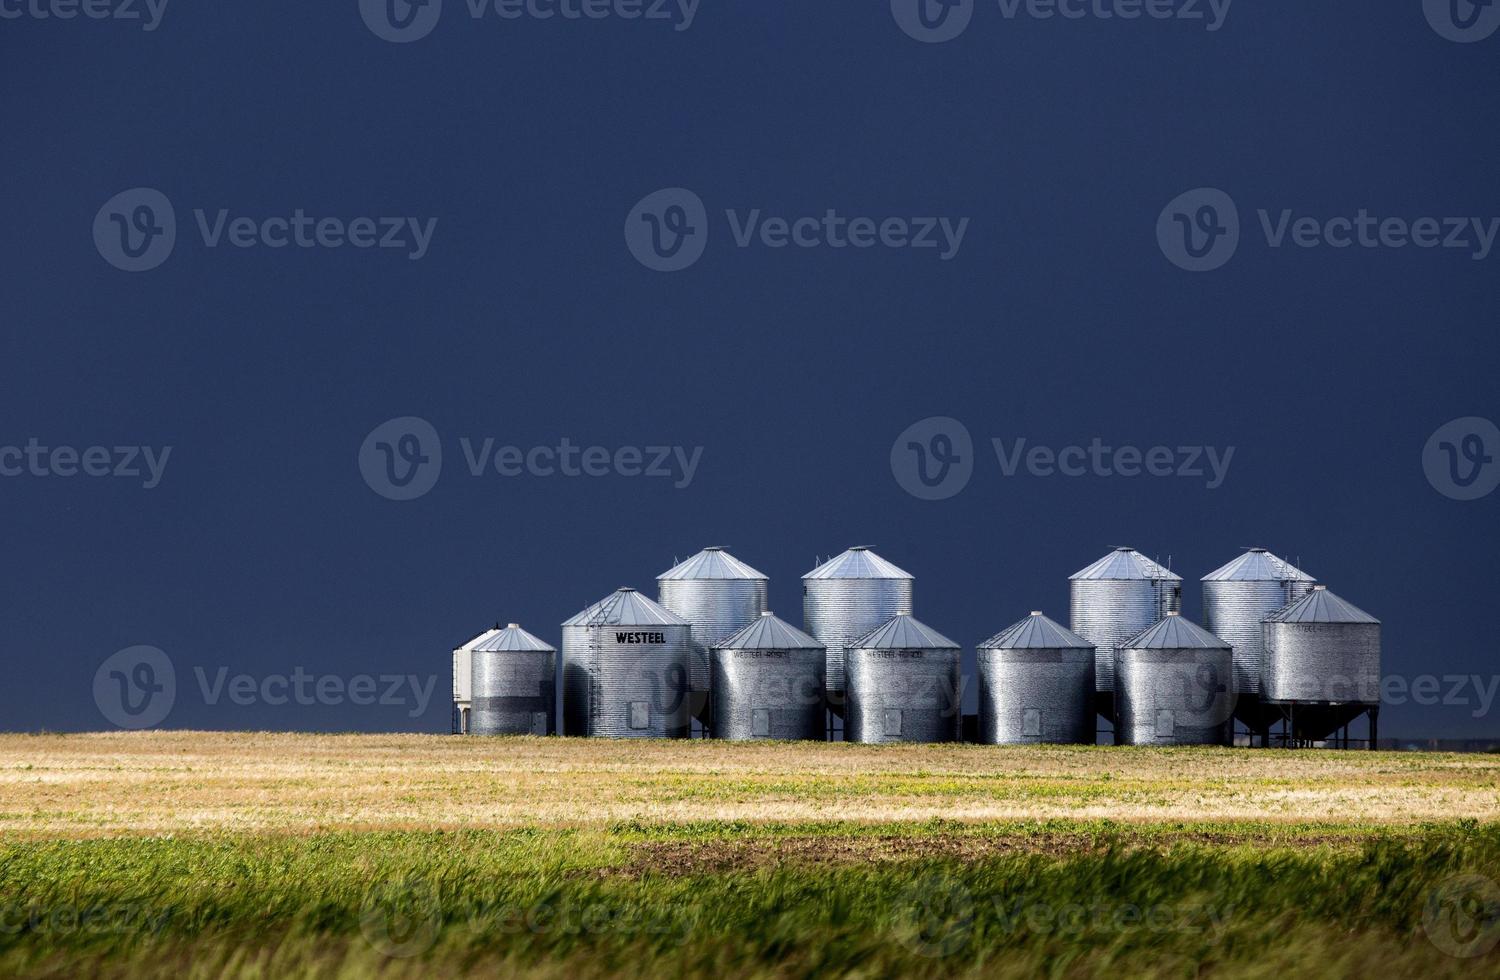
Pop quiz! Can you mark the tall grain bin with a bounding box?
[1069,547,1182,715]
[802,547,914,710]
[470,623,557,736]
[1201,548,1316,703]
[657,547,769,720]
[845,613,962,744]
[711,612,826,741]
[1262,586,1380,706]
[1115,613,1233,746]
[560,588,693,738]
[452,625,502,734]
[977,612,1096,745]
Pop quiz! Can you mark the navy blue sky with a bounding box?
[2,3,1496,736]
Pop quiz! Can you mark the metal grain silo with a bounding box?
[657,547,769,720]
[1201,549,1316,702]
[1262,586,1380,705]
[470,623,557,736]
[452,625,502,734]
[560,588,693,738]
[977,612,1096,745]
[802,547,914,709]
[845,613,961,744]
[1069,547,1182,713]
[711,612,825,741]
[1115,613,1233,746]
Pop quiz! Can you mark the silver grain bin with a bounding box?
[977,612,1096,745]
[802,547,914,705]
[658,547,769,719]
[1262,586,1380,705]
[1202,549,1316,699]
[452,625,502,734]
[560,588,693,738]
[845,613,962,744]
[1069,547,1182,703]
[470,623,557,736]
[1116,612,1234,746]
[711,612,826,741]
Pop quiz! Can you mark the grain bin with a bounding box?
[802,547,914,708]
[560,588,693,738]
[1201,549,1316,700]
[452,625,502,734]
[845,613,962,744]
[470,623,557,736]
[1069,547,1182,710]
[1262,586,1380,705]
[658,547,769,720]
[711,612,826,741]
[977,612,1096,745]
[1115,612,1233,746]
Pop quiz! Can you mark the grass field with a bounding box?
[2,733,1498,977]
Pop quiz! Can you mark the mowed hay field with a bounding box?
[2,734,1499,978]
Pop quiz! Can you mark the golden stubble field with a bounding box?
[1,732,1497,837]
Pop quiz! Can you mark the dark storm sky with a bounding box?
[2,2,1496,737]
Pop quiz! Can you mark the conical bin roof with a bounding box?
[980,611,1094,650]
[803,547,913,580]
